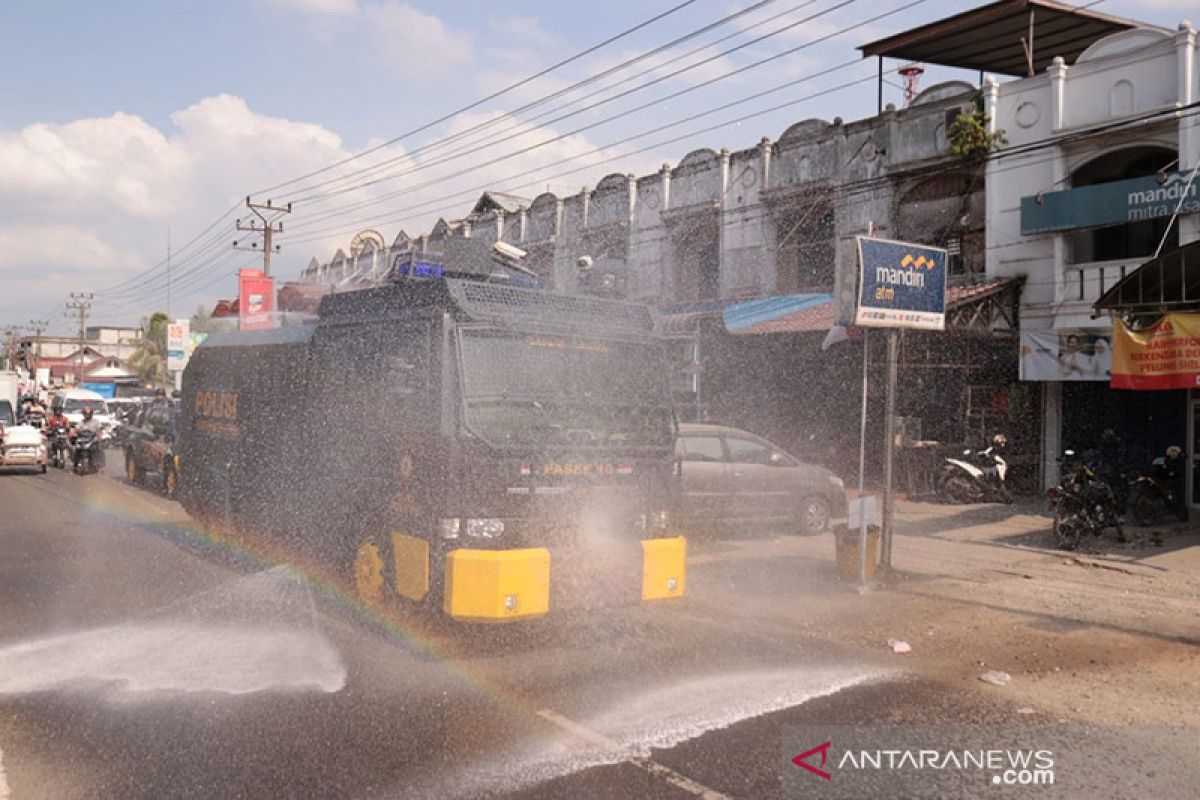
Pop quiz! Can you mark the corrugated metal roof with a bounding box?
[723,293,834,334]
[859,0,1155,77]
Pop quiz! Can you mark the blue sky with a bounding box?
[0,0,1192,329]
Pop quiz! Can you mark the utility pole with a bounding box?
[234,197,292,276]
[27,318,48,375]
[166,225,172,318]
[66,293,93,385]
[2,326,21,371]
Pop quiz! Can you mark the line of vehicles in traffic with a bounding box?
[0,385,178,483]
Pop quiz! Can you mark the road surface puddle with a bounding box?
[0,567,345,698]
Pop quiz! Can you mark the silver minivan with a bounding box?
[676,423,848,535]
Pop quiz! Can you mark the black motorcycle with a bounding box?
[1128,450,1188,526]
[72,429,100,475]
[48,427,70,469]
[1047,449,1123,550]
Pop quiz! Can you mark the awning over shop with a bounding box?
[659,298,743,335]
[858,0,1155,77]
[660,277,1020,338]
[723,294,834,335]
[1094,241,1200,314]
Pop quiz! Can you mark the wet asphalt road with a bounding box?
[0,465,1043,799]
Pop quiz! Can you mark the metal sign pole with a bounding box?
[881,329,899,570]
[858,329,870,585]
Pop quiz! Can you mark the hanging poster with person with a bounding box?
[1020,329,1113,381]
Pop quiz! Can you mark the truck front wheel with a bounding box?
[353,539,387,607]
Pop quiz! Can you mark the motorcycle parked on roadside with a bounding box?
[71,429,101,475]
[1047,449,1123,550]
[1127,446,1188,526]
[938,434,1012,504]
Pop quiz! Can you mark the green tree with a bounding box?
[128,311,170,386]
[947,96,1006,160]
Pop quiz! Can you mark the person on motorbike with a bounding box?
[44,408,71,465]
[20,395,45,424]
[72,407,105,472]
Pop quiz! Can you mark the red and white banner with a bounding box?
[238,269,275,331]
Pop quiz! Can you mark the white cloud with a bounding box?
[0,96,360,324]
[0,112,193,219]
[263,0,358,15]
[362,1,472,79]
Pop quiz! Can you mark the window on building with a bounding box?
[1067,146,1178,264]
[671,222,721,302]
[774,201,836,294]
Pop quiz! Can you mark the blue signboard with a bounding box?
[1020,170,1200,235]
[855,236,947,331]
[81,382,117,398]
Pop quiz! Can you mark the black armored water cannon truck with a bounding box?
[178,240,686,622]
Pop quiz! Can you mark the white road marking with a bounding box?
[536,708,731,800]
[0,745,11,799]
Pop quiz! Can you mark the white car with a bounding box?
[53,388,116,436]
[0,421,47,473]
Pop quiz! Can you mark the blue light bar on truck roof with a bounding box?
[391,255,542,289]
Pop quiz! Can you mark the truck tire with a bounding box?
[353,538,388,607]
[163,461,177,499]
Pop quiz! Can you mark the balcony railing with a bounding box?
[1062,257,1144,305]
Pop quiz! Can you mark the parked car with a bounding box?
[676,423,847,535]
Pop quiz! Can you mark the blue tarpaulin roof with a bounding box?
[722,293,833,333]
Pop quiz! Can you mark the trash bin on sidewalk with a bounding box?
[833,523,880,581]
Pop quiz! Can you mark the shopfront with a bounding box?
[1096,241,1200,510]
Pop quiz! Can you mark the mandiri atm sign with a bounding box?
[855,236,947,331]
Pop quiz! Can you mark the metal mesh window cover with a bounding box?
[450,281,656,332]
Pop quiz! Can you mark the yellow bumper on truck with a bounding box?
[444,548,551,622]
[641,536,686,601]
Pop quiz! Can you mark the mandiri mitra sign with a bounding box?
[855,236,947,331]
[1112,313,1200,390]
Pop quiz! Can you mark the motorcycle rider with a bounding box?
[20,395,45,424]
[44,407,71,464]
[71,406,105,472]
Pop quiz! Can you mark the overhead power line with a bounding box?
[276,0,796,202]
[253,0,704,197]
[288,0,870,206]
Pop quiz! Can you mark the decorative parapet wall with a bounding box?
[304,80,981,306]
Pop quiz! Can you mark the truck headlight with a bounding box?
[439,518,461,540]
[828,474,844,489]
[635,511,670,532]
[466,518,505,539]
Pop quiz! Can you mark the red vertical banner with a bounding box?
[238,269,276,330]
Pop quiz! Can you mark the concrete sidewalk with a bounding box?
[686,499,1200,727]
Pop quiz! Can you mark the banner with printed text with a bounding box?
[1112,313,1200,390]
[238,268,275,331]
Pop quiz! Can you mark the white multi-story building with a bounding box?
[986,19,1199,488]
